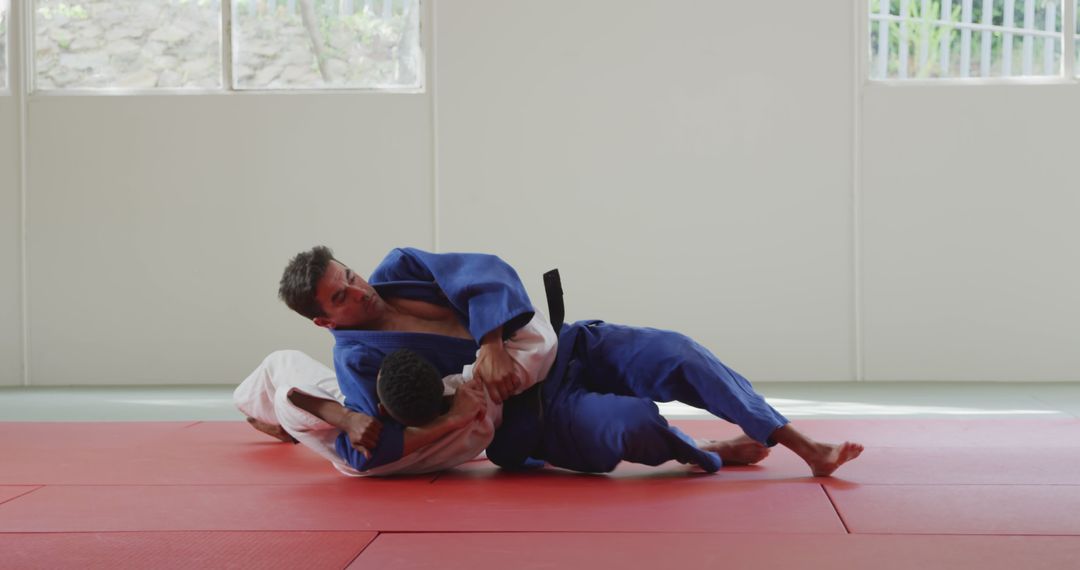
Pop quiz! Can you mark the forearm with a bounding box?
[502,314,558,391]
[480,326,506,352]
[287,389,356,431]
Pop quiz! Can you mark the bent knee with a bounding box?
[266,349,307,361]
[263,349,313,370]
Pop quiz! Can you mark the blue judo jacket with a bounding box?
[330,247,535,471]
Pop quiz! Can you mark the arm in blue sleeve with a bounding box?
[332,356,406,471]
[371,248,535,341]
[369,248,435,283]
[335,416,405,472]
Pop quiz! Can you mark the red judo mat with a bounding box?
[0,531,375,570]
[2,419,1079,568]
[351,533,1080,570]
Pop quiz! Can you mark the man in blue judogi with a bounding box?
[278,246,862,476]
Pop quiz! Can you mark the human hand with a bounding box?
[448,379,488,427]
[473,341,518,404]
[343,412,382,460]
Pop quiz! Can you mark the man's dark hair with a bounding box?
[377,349,445,426]
[279,246,336,319]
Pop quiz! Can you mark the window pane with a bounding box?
[34,0,222,90]
[233,0,422,90]
[1,0,8,90]
[870,0,1063,79]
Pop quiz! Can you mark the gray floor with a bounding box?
[2,382,1078,421]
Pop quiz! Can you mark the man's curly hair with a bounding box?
[279,246,336,319]
[377,349,446,426]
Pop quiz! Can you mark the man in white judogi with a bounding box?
[234,313,558,476]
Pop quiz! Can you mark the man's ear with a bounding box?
[377,403,389,418]
[313,317,334,329]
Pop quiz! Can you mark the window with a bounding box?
[233,0,421,90]
[28,0,421,92]
[1,0,8,90]
[870,0,1069,79]
[34,0,222,90]
[1075,0,1080,74]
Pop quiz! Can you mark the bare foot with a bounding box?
[807,441,863,477]
[697,435,770,465]
[246,417,297,443]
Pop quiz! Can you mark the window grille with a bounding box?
[869,0,1075,79]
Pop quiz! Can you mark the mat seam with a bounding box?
[314,529,1080,537]
[305,529,850,536]
[341,531,381,569]
[837,531,1080,537]
[0,530,383,536]
[0,482,378,487]
[0,485,45,507]
[3,529,1077,537]
[821,483,1080,488]
[821,484,851,534]
[8,482,1080,488]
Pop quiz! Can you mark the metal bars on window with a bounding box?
[870,0,1073,79]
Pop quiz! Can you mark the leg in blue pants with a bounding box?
[578,322,789,445]
[542,387,722,473]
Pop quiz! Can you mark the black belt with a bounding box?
[487,269,564,469]
[543,269,564,331]
[529,268,565,428]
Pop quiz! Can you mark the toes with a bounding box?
[837,443,864,463]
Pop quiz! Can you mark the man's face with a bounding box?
[312,260,386,329]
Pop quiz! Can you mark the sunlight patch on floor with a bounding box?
[658,399,1064,418]
[109,398,231,408]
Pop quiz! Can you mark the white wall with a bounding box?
[25,94,432,385]
[861,85,1080,381]
[0,1,1076,385]
[436,0,856,381]
[0,98,21,386]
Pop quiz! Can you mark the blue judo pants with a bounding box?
[539,322,790,474]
